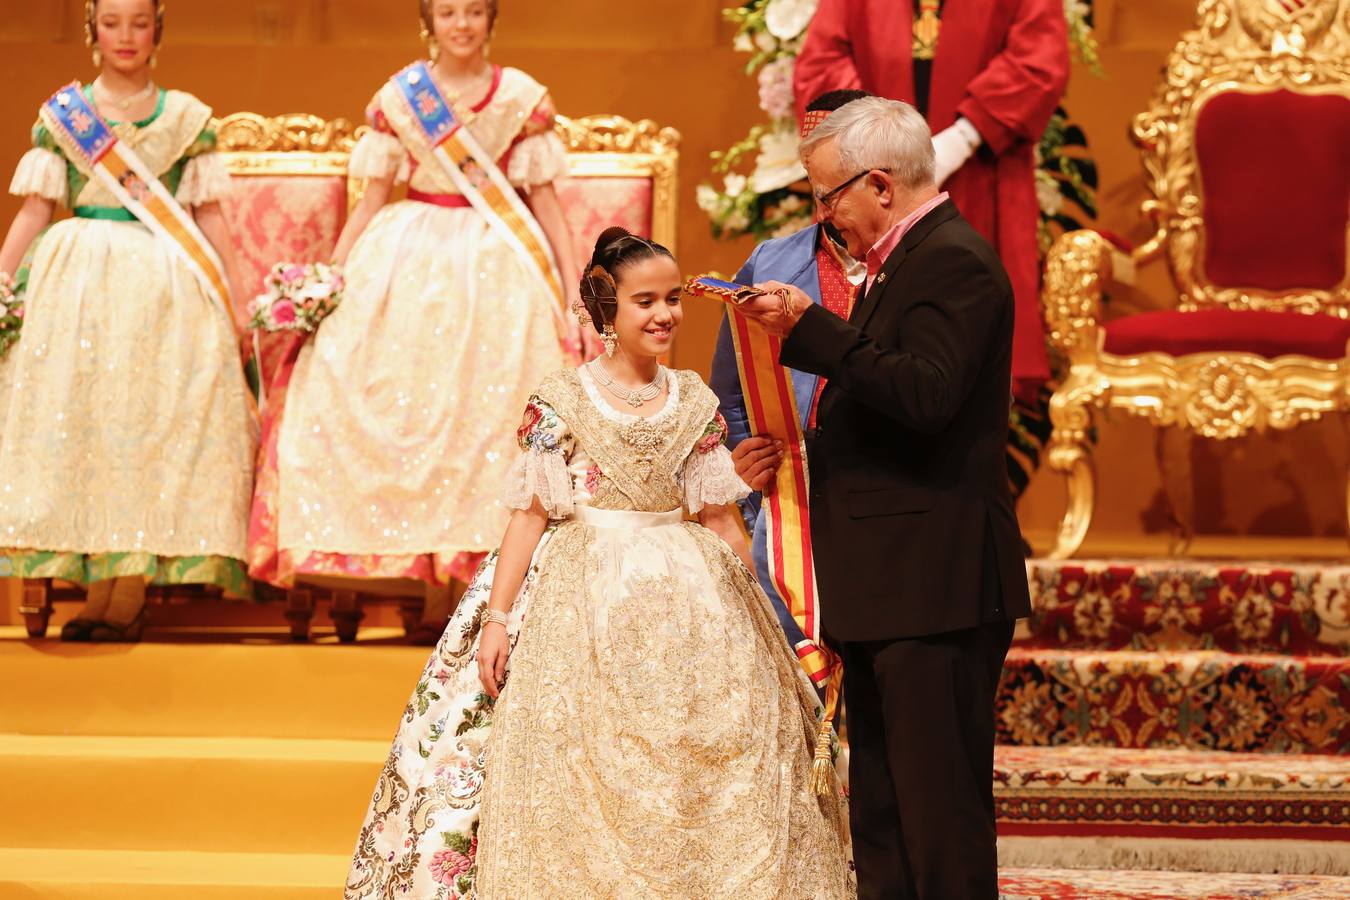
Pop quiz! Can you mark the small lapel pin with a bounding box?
[57,92,71,108]
[877,272,887,284]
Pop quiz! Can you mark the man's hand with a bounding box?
[738,280,811,338]
[732,435,783,493]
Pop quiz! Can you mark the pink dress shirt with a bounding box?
[864,191,950,293]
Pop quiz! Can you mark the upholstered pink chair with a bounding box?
[555,115,680,266]
[218,113,360,392]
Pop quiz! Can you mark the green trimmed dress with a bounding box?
[0,87,257,596]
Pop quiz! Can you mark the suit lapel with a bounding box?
[848,200,960,333]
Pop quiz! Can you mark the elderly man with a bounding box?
[738,96,1031,899]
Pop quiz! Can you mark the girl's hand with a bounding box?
[478,622,511,699]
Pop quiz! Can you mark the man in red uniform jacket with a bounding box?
[794,0,1069,399]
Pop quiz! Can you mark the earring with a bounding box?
[420,23,440,62]
[601,325,618,358]
[92,47,103,67]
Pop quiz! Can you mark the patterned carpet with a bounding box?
[994,559,1350,875]
[998,867,1350,899]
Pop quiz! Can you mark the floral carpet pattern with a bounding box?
[994,746,1347,839]
[998,867,1350,899]
[1024,560,1350,654]
[996,648,1350,755]
[996,558,1350,874]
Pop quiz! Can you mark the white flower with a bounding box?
[724,210,751,233]
[778,194,806,215]
[757,57,796,121]
[722,173,749,196]
[772,218,808,239]
[733,32,754,53]
[765,0,820,41]
[696,183,722,213]
[749,127,808,194]
[1035,171,1063,216]
[754,31,777,52]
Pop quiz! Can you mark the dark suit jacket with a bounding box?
[780,199,1031,642]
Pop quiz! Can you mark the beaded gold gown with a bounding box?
[345,366,854,900]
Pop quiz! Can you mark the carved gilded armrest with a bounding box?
[1041,229,1114,366]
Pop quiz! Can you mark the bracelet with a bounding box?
[482,608,508,628]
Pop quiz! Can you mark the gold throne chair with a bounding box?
[219,112,680,641]
[1040,0,1350,559]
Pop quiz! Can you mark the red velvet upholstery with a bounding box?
[1196,89,1350,291]
[1103,309,1350,360]
[555,175,654,271]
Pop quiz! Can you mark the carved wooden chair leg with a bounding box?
[398,596,424,635]
[1155,425,1196,556]
[284,588,315,642]
[19,579,53,638]
[331,589,363,643]
[1046,385,1098,560]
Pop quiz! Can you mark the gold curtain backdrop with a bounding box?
[0,0,1341,551]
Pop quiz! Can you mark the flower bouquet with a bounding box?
[0,269,25,359]
[248,262,345,333]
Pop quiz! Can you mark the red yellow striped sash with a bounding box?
[686,276,842,718]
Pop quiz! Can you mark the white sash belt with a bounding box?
[573,506,683,531]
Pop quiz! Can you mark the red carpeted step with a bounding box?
[1023,559,1350,656]
[993,745,1349,870]
[997,866,1350,898]
[996,647,1350,755]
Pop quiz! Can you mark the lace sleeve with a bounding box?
[502,396,576,518]
[506,131,567,187]
[176,152,232,206]
[348,130,410,183]
[9,147,67,204]
[683,411,751,513]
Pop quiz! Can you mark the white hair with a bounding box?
[799,96,935,190]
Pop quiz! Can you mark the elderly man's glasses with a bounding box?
[814,168,888,212]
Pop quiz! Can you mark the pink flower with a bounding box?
[271,300,297,325]
[281,265,307,284]
[428,848,472,886]
[757,58,796,121]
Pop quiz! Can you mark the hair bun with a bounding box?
[594,226,632,255]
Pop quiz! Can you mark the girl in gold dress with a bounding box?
[345,228,853,899]
[0,0,256,641]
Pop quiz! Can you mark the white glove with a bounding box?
[931,117,982,187]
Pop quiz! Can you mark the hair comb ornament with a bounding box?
[581,264,618,304]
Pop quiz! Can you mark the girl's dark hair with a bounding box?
[578,226,674,332]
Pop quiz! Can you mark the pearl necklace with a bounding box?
[591,360,666,408]
[93,77,157,112]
